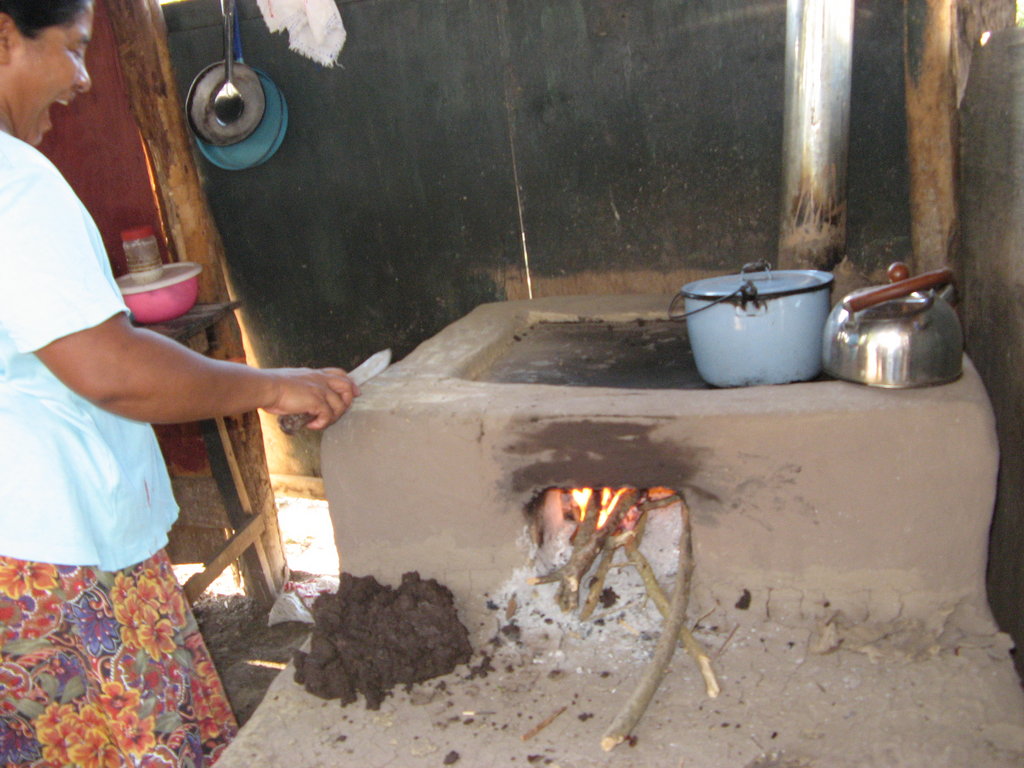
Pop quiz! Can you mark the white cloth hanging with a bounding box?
[256,0,346,68]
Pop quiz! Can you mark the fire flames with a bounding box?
[567,486,678,532]
[523,481,719,743]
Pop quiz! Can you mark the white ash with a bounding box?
[485,500,693,664]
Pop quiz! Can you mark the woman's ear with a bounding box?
[0,15,17,66]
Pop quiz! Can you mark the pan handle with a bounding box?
[843,262,954,313]
[222,0,235,64]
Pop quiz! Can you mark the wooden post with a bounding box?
[903,0,959,274]
[102,0,288,604]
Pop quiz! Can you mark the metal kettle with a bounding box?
[822,262,964,388]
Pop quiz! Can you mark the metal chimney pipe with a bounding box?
[777,0,856,271]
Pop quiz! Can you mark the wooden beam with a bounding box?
[102,0,230,302]
[184,514,267,604]
[218,411,289,602]
[270,474,326,500]
[215,416,255,517]
[903,0,959,274]
[103,0,288,604]
[214,416,279,600]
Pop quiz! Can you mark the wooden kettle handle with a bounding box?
[843,262,954,313]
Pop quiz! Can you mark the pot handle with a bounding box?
[843,262,954,313]
[668,281,755,321]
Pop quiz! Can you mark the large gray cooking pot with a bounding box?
[672,261,834,388]
[822,262,963,388]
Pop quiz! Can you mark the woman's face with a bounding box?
[0,3,93,146]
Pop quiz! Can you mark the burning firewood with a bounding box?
[622,530,721,699]
[579,503,655,620]
[579,531,626,620]
[528,488,640,612]
[526,486,717,746]
[601,498,695,751]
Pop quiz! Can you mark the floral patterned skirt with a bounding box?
[0,550,237,767]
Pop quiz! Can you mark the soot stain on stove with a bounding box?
[502,419,705,495]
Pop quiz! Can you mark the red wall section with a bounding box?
[37,2,208,475]
[37,0,165,276]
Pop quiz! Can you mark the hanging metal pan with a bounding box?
[193,67,288,171]
[185,1,265,146]
[187,63,265,146]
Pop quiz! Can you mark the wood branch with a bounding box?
[521,705,567,741]
[601,501,694,751]
[526,573,561,586]
[623,523,720,699]
[636,492,682,514]
[627,502,650,545]
[579,535,620,621]
[561,488,639,611]
[622,536,665,610]
[530,488,641,613]
[552,493,599,608]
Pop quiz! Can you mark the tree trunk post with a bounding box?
[102,0,288,604]
[903,0,960,275]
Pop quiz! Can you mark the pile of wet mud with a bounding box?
[293,571,472,709]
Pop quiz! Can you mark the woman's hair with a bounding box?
[0,0,91,39]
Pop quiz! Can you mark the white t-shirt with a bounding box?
[0,131,178,571]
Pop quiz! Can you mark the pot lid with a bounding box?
[680,268,833,300]
[187,61,266,147]
[195,68,288,171]
[116,262,202,295]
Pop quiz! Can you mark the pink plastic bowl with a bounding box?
[116,262,202,324]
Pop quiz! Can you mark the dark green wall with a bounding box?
[163,0,909,372]
[959,27,1024,679]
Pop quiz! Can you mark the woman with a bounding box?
[0,1,358,764]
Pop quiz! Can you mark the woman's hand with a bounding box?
[36,313,361,425]
[262,367,360,431]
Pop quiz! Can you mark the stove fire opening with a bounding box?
[521,486,697,622]
[507,484,722,739]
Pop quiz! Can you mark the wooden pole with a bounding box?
[102,0,288,604]
[903,0,959,274]
[101,0,228,301]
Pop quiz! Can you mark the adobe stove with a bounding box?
[321,293,997,634]
[217,293,1024,768]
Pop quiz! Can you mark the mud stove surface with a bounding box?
[216,294,1024,768]
[478,318,707,389]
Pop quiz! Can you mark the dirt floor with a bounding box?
[179,496,340,725]
[191,580,313,725]
[208,561,1024,768]
[185,497,1024,768]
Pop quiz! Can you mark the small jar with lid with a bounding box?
[121,225,164,285]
